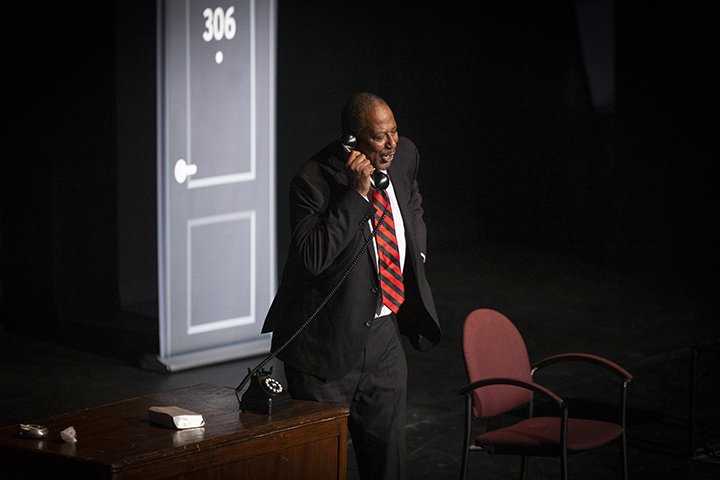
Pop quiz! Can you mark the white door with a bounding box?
[156,0,276,371]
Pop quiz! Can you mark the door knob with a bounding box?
[174,158,198,184]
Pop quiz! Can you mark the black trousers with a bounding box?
[284,314,408,480]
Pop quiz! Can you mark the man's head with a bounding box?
[341,92,398,171]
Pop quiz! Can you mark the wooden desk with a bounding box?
[0,384,349,479]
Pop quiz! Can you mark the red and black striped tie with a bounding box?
[371,188,405,313]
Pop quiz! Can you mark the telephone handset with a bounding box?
[341,133,389,190]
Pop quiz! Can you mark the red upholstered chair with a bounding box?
[459,308,632,480]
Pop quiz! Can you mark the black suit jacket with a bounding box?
[262,136,441,380]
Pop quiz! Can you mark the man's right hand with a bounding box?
[345,150,374,197]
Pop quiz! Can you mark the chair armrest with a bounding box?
[458,377,565,407]
[532,353,633,383]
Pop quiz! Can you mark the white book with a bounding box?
[148,406,205,429]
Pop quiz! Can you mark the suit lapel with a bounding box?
[363,220,379,276]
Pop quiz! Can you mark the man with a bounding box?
[262,92,441,480]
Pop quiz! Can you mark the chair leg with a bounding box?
[621,431,629,480]
[460,396,472,480]
[560,408,569,480]
[460,446,469,480]
[519,456,528,480]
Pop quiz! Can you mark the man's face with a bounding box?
[357,102,398,171]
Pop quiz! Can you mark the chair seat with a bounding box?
[475,417,624,452]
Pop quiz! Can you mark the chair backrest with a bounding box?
[462,309,533,418]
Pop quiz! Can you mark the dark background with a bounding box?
[1,0,716,356]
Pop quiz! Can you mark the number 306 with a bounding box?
[202,6,237,42]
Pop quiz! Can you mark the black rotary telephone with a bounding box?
[236,365,291,414]
[341,133,390,190]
